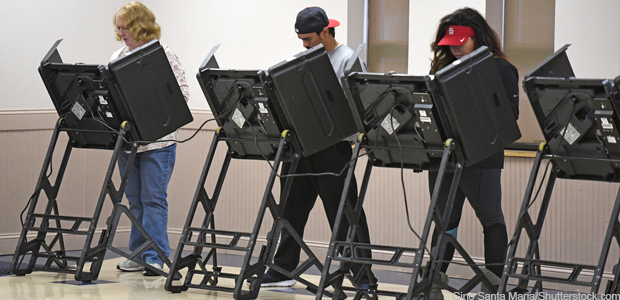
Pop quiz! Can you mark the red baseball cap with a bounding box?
[438,25,477,46]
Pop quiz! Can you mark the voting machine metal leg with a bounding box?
[407,140,499,299]
[252,145,334,297]
[499,146,620,294]
[314,137,503,300]
[314,134,376,300]
[164,130,330,300]
[164,129,249,295]
[10,120,71,277]
[9,119,155,282]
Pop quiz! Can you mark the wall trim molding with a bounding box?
[0,109,217,132]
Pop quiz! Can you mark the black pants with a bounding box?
[268,141,372,280]
[428,167,508,278]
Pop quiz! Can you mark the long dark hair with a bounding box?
[430,7,506,73]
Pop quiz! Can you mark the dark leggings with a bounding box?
[428,167,508,278]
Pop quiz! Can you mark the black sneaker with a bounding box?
[425,271,448,300]
[418,266,448,300]
[478,267,501,297]
[351,272,378,290]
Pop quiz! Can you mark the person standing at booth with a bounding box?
[111,1,189,276]
[425,7,519,298]
[257,6,375,288]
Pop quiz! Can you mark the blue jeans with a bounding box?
[117,144,176,265]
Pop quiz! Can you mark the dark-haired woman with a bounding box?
[426,7,519,298]
[111,1,189,276]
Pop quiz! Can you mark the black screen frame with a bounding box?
[524,76,620,182]
[107,39,193,143]
[267,44,358,157]
[525,44,575,79]
[344,71,447,170]
[197,67,286,159]
[432,46,522,167]
[39,47,130,149]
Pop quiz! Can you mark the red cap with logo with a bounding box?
[438,25,477,46]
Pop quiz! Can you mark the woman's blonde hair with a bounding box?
[114,1,161,44]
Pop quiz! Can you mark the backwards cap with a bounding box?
[295,6,340,34]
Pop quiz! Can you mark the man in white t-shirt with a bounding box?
[259,6,375,289]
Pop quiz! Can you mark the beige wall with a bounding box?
[2,110,620,288]
[555,0,620,79]
[408,0,486,74]
[0,0,350,111]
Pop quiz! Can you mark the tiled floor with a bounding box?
[3,257,305,300]
[1,253,582,300]
[0,255,454,300]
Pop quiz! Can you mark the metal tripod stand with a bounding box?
[164,128,336,299]
[11,120,172,281]
[499,144,620,294]
[315,135,502,300]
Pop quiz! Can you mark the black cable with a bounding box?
[84,86,243,147]
[20,159,58,227]
[249,119,272,163]
[383,105,431,256]
[363,91,398,127]
[18,90,236,226]
[19,112,71,227]
[355,87,435,260]
[255,136,373,179]
[246,117,371,179]
[20,192,36,227]
[523,100,576,213]
[507,97,576,248]
[245,90,434,255]
[433,260,507,268]
[272,88,414,179]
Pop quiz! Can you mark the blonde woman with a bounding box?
[111,1,189,276]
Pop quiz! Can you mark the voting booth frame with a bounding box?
[11,39,193,282]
